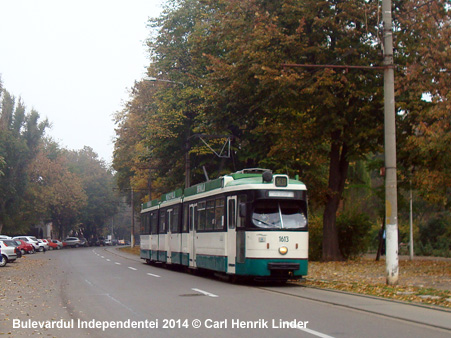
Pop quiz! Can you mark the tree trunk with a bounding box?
[322,133,349,261]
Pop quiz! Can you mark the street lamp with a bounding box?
[143,76,184,87]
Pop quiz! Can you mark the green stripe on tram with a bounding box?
[236,258,308,276]
[195,254,227,272]
[141,249,151,259]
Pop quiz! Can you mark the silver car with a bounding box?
[0,240,18,267]
[63,237,81,248]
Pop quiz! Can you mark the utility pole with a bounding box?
[409,184,414,260]
[382,0,399,285]
[131,188,135,248]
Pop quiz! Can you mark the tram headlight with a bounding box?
[279,246,288,255]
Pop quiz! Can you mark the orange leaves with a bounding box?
[303,257,451,307]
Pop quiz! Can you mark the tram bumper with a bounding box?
[268,262,300,271]
[236,258,307,281]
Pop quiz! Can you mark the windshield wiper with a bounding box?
[252,217,274,228]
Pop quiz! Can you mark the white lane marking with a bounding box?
[147,273,161,278]
[128,267,137,271]
[106,259,110,262]
[100,256,105,258]
[296,327,336,338]
[104,293,140,317]
[115,262,121,265]
[192,288,219,298]
[84,279,93,286]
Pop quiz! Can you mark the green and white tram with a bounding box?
[140,169,308,281]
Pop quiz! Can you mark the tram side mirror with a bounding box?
[239,203,247,218]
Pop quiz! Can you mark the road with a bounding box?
[5,247,451,338]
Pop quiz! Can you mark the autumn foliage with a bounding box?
[113,0,450,260]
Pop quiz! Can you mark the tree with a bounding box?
[27,142,87,238]
[395,0,451,208]
[0,87,48,234]
[65,147,119,239]
[114,0,450,261]
[190,0,384,260]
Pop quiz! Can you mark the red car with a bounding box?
[15,239,35,254]
[42,239,58,250]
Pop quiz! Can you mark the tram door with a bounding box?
[166,209,172,263]
[227,196,237,274]
[188,204,197,268]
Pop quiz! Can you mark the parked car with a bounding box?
[0,241,18,267]
[104,238,112,246]
[63,237,81,247]
[89,237,105,246]
[51,239,63,250]
[42,239,58,250]
[36,239,49,252]
[0,239,22,258]
[13,236,40,251]
[78,238,88,247]
[0,235,12,240]
[15,239,34,254]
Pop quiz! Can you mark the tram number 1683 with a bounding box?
[279,236,289,242]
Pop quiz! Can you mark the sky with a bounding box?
[0,0,164,164]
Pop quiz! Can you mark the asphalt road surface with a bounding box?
[3,247,450,338]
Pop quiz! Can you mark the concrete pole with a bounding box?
[131,188,135,248]
[409,185,414,260]
[383,0,399,285]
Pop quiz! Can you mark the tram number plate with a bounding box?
[279,236,289,242]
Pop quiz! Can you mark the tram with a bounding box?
[140,169,308,281]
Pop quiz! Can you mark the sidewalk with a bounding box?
[263,285,451,331]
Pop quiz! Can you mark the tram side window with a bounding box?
[197,201,206,231]
[237,194,247,228]
[141,213,149,234]
[215,198,224,230]
[206,200,215,230]
[228,199,236,229]
[171,205,180,233]
[183,204,189,233]
[159,210,166,234]
[151,211,158,234]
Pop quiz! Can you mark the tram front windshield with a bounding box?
[251,200,307,229]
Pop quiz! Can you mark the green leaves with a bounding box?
[0,86,48,234]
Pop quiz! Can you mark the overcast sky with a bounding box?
[0,0,163,164]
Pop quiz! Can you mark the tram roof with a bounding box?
[141,170,306,211]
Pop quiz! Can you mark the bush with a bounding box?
[418,213,451,257]
[336,211,373,260]
[308,212,373,261]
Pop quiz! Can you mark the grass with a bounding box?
[118,245,141,256]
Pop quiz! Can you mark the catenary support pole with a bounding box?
[131,188,135,248]
[410,184,414,260]
[383,0,399,285]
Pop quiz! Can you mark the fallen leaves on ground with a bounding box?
[301,256,451,308]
